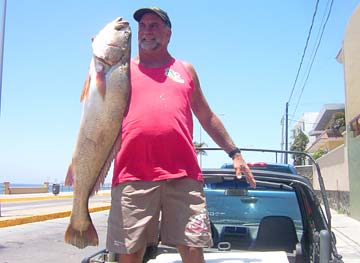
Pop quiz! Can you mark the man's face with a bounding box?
[138,13,171,51]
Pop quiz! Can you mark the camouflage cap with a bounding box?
[133,7,172,28]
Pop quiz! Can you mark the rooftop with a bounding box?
[309,104,345,136]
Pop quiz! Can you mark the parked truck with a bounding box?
[82,149,343,263]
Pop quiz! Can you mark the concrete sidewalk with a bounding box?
[1,192,360,262]
[0,190,110,201]
[0,190,111,228]
[330,208,360,262]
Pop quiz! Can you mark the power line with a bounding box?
[292,0,335,117]
[287,0,320,104]
[288,118,319,125]
[282,0,321,161]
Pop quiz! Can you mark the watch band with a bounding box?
[228,147,241,159]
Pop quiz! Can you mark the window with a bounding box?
[349,114,360,137]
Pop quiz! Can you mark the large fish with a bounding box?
[64,17,131,249]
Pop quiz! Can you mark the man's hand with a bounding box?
[233,153,256,188]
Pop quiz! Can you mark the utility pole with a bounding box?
[0,0,6,116]
[285,102,289,164]
[0,0,5,217]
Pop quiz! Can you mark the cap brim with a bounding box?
[133,8,156,22]
[133,7,171,28]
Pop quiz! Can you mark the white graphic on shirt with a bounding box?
[165,68,185,83]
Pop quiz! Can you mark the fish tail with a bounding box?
[64,220,99,249]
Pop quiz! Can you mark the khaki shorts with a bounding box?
[106,177,213,254]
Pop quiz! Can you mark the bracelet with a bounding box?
[228,147,241,159]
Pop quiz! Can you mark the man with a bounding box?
[106,7,256,263]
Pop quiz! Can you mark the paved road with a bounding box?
[0,192,111,228]
[0,211,109,263]
[1,192,360,262]
[1,195,110,217]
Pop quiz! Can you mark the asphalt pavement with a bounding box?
[1,191,360,262]
[0,190,111,227]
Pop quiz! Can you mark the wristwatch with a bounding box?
[228,147,241,159]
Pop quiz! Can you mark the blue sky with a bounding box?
[0,0,359,184]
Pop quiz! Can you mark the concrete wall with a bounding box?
[312,144,348,191]
[311,144,350,214]
[307,136,344,153]
[341,6,360,120]
[339,4,360,220]
[295,165,313,181]
[348,135,360,218]
[3,182,49,195]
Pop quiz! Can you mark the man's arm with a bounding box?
[183,61,256,188]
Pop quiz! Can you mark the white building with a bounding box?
[292,112,319,146]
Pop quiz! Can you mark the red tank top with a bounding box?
[112,58,202,185]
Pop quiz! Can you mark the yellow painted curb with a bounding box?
[0,195,74,203]
[0,192,110,203]
[0,205,111,228]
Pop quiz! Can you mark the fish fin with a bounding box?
[65,164,74,186]
[64,218,98,249]
[94,58,106,99]
[90,130,122,196]
[95,68,106,99]
[80,71,91,102]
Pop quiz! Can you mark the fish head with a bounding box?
[92,17,131,66]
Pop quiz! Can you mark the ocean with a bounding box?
[0,183,112,195]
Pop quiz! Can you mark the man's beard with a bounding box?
[139,38,161,51]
